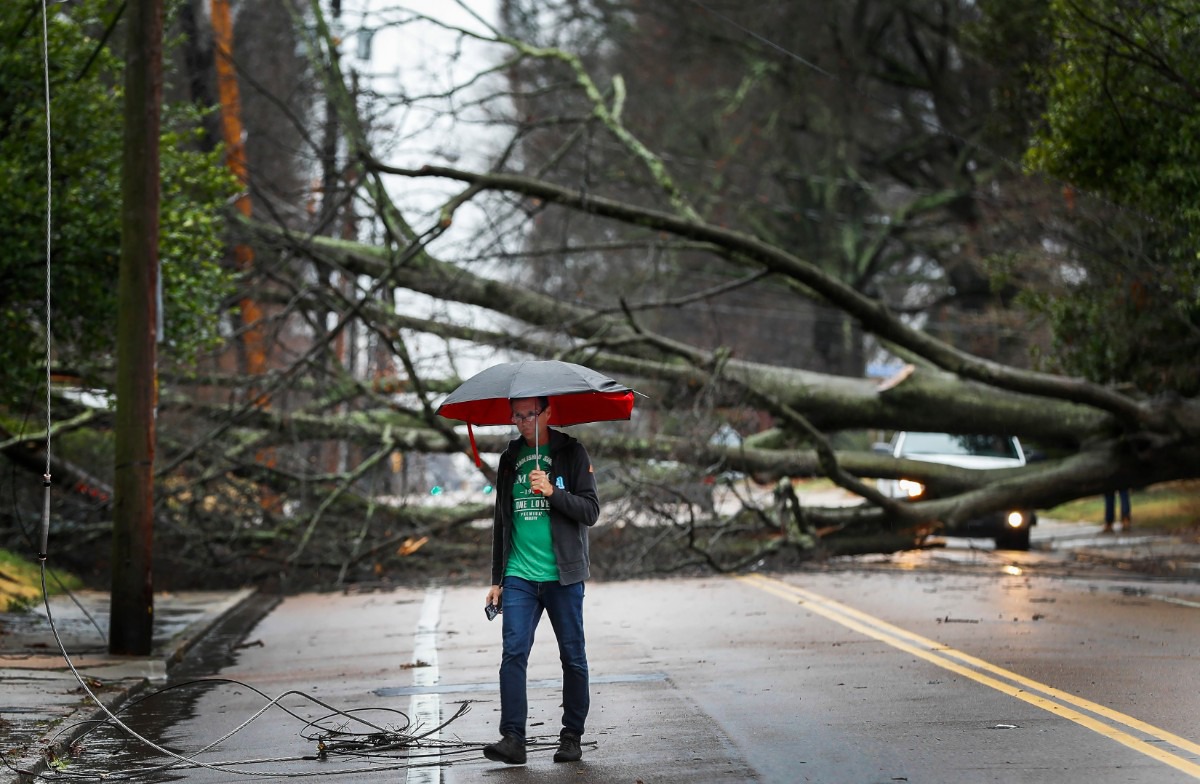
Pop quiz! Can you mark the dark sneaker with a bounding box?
[483,733,526,765]
[553,731,582,763]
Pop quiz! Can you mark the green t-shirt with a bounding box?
[505,444,560,582]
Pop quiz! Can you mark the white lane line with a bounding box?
[1145,593,1200,609]
[407,587,443,784]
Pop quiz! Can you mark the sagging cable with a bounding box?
[38,0,53,562]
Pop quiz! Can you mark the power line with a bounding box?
[684,0,838,81]
[38,0,53,561]
[683,0,1028,176]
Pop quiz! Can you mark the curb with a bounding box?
[162,587,260,667]
[4,587,270,784]
[1035,520,1200,580]
[1070,547,1200,579]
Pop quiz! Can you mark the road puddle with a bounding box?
[47,597,264,781]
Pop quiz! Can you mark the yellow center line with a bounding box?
[744,573,1200,755]
[737,573,1200,780]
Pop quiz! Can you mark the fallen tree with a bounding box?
[7,1,1198,586]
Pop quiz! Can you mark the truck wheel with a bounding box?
[995,526,1031,551]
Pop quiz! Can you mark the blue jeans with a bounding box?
[498,575,589,740]
[1104,488,1131,523]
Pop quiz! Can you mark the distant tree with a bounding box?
[1013,0,1200,394]
[497,0,1061,375]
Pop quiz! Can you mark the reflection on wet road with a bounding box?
[57,554,1200,784]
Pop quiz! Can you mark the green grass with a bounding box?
[0,548,83,612]
[1043,480,1200,533]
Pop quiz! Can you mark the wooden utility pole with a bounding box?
[110,0,163,656]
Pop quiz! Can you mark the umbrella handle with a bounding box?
[532,427,541,494]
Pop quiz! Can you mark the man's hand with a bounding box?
[486,584,502,607]
[529,469,554,496]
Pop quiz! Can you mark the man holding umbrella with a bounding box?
[437,360,634,764]
[482,395,599,765]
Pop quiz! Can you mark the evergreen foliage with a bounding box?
[1022,0,1200,393]
[0,0,236,407]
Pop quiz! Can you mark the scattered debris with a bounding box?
[397,536,429,557]
[936,616,979,624]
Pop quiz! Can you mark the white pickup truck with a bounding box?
[875,431,1037,551]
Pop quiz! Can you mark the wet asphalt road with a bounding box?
[73,548,1200,784]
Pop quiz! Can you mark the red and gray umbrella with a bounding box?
[436,360,637,463]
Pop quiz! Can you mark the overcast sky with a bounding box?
[338,1,525,439]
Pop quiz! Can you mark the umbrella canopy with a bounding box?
[436,360,635,426]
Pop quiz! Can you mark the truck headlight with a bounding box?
[1006,511,1026,528]
[898,479,925,498]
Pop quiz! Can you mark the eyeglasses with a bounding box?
[511,409,544,423]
